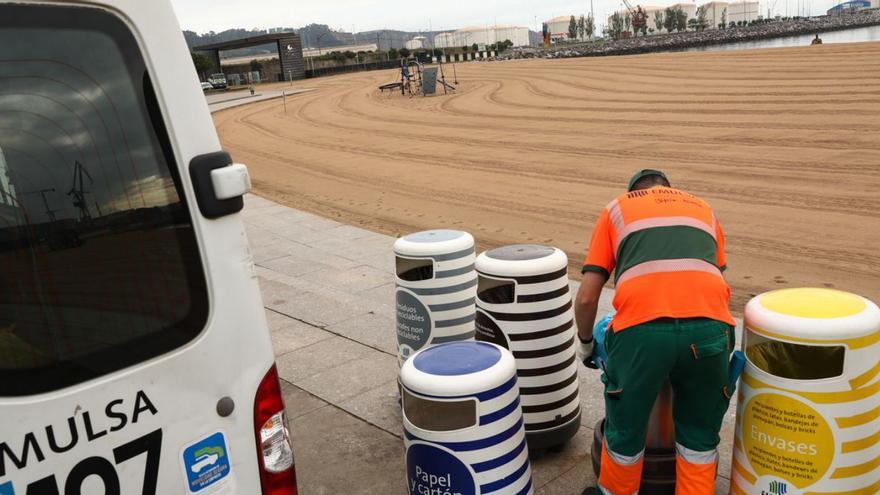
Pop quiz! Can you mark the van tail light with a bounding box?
[254,364,298,494]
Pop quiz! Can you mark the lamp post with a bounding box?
[317,32,328,55]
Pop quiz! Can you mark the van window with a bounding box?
[0,4,208,396]
[396,256,434,281]
[403,389,476,432]
[477,275,515,304]
[745,329,845,380]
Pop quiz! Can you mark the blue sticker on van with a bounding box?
[0,481,15,495]
[182,432,231,492]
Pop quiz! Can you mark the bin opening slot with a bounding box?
[397,257,434,281]
[403,388,476,432]
[745,329,845,380]
[478,275,515,304]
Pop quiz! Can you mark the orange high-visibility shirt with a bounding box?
[582,186,735,332]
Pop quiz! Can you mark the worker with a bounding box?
[576,169,736,495]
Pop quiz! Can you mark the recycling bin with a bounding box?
[394,229,477,365]
[401,341,534,495]
[473,244,581,450]
[731,288,880,495]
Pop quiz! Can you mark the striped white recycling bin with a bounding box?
[401,341,534,495]
[731,288,880,495]
[474,244,581,450]
[394,229,477,365]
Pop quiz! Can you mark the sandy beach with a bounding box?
[214,42,880,312]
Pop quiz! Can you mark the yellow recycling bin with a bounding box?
[731,288,880,495]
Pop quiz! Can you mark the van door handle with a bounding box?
[189,151,247,219]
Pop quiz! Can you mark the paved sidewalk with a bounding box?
[206,88,315,112]
[241,194,738,494]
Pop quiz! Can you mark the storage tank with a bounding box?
[401,341,534,495]
[731,288,880,495]
[394,229,477,365]
[473,244,581,450]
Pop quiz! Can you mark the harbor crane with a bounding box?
[21,188,59,222]
[68,161,93,222]
[621,0,649,35]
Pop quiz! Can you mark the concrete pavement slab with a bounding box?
[325,311,397,355]
[281,380,330,420]
[530,426,595,490]
[276,336,375,383]
[337,379,403,438]
[297,349,399,404]
[269,312,335,357]
[309,234,393,261]
[268,287,378,328]
[298,264,393,293]
[324,224,379,240]
[289,398,404,495]
[358,251,396,273]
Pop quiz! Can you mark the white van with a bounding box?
[0,1,297,494]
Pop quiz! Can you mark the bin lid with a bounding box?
[746,288,880,342]
[394,229,474,258]
[401,342,517,398]
[476,244,568,278]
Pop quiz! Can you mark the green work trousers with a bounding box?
[602,317,735,456]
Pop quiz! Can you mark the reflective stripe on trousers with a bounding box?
[674,443,717,495]
[598,439,643,495]
[596,441,718,495]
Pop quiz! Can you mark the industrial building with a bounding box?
[673,2,698,23]
[607,4,695,33]
[698,1,760,28]
[725,1,760,25]
[433,25,530,48]
[604,2,697,33]
[405,36,427,50]
[607,5,664,32]
[605,0,761,32]
[544,15,575,41]
[827,0,879,14]
[701,1,729,27]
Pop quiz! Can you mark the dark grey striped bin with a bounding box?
[393,229,477,366]
[474,244,581,450]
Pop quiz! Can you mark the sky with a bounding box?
[170,0,835,35]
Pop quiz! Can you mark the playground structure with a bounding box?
[378,58,456,97]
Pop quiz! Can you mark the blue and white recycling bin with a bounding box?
[474,244,581,450]
[400,341,534,495]
[394,229,477,366]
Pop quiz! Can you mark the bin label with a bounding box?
[743,393,833,489]
[475,310,510,349]
[406,442,476,495]
[397,289,432,360]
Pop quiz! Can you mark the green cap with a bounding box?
[627,169,668,192]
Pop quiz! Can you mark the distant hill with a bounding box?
[184,24,539,57]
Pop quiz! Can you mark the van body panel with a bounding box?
[0,1,276,493]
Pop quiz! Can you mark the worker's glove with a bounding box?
[577,336,598,369]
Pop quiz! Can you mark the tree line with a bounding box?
[567,14,597,40]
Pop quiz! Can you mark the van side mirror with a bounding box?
[189,151,248,218]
